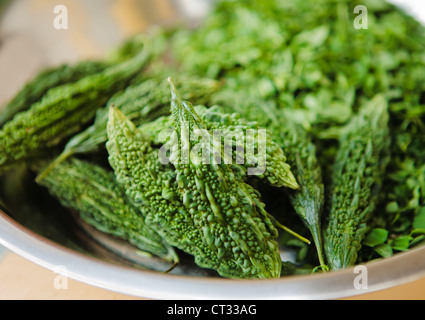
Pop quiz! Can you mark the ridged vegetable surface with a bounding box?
[0,60,109,127]
[106,106,227,276]
[210,90,326,268]
[35,75,220,182]
[0,36,154,174]
[139,104,299,190]
[36,157,178,264]
[324,95,391,270]
[167,79,282,278]
[269,115,326,269]
[106,81,283,279]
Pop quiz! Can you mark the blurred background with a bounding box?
[0,0,214,106]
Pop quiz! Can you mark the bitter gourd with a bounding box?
[0,35,154,174]
[209,90,326,268]
[139,104,299,190]
[35,75,220,182]
[106,81,283,278]
[323,95,391,270]
[0,60,110,127]
[271,116,326,270]
[106,106,229,276]
[36,157,178,265]
[167,78,282,278]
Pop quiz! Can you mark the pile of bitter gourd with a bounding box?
[1,0,425,279]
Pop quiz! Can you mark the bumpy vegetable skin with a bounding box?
[0,38,153,174]
[36,76,220,181]
[0,60,109,127]
[36,157,178,264]
[209,91,326,268]
[139,104,299,190]
[106,82,283,279]
[167,79,282,278]
[324,95,391,270]
[106,106,228,276]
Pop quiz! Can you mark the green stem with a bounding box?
[35,149,74,183]
[268,214,311,245]
[163,261,179,274]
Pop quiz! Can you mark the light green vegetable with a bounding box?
[324,95,391,270]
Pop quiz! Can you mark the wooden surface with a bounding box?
[0,249,425,300]
[0,250,141,300]
[0,0,179,106]
[347,280,425,300]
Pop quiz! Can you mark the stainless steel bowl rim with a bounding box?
[1,210,425,300]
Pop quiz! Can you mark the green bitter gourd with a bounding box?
[36,157,178,265]
[205,90,326,268]
[0,60,110,127]
[35,75,220,182]
[0,35,155,174]
[138,105,299,190]
[323,95,391,270]
[106,82,284,278]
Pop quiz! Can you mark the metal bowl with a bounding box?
[1,0,425,300]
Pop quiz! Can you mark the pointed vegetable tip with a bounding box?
[108,104,131,127]
[168,76,205,130]
[168,77,181,101]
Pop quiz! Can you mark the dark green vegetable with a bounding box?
[0,60,109,127]
[0,36,154,174]
[205,89,326,268]
[138,104,299,190]
[197,106,299,190]
[209,88,326,267]
[272,116,326,269]
[324,95,391,270]
[106,81,286,279]
[35,75,220,182]
[36,157,178,264]
[106,105,230,276]
[166,79,284,278]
